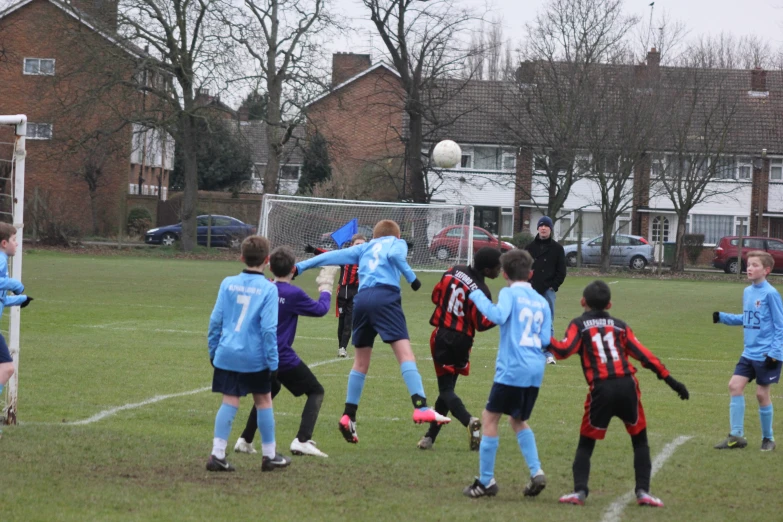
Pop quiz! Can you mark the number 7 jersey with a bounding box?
[549,310,670,387]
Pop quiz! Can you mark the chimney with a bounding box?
[331,53,372,87]
[751,67,767,92]
[515,61,535,84]
[70,0,118,31]
[647,47,660,70]
[238,106,249,122]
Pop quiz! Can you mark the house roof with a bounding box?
[230,120,305,166]
[308,62,400,107]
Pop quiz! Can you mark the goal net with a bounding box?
[259,195,474,272]
[0,115,26,425]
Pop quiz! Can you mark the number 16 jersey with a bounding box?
[429,265,495,338]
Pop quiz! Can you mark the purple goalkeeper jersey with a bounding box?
[275,281,331,372]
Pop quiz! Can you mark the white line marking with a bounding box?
[600,435,692,522]
[60,357,349,426]
[607,281,619,285]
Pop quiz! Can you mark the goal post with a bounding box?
[0,115,26,425]
[259,194,475,272]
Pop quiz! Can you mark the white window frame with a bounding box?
[279,165,300,181]
[501,152,516,172]
[460,149,473,169]
[23,58,55,76]
[27,123,53,140]
[500,207,514,237]
[770,158,783,181]
[737,157,752,180]
[713,156,736,180]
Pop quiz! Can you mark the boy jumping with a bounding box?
[462,249,550,499]
[550,280,689,507]
[295,219,450,443]
[713,250,783,451]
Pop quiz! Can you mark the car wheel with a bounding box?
[566,252,578,267]
[161,232,177,246]
[630,255,647,270]
[727,258,743,274]
[228,235,242,249]
[435,246,451,261]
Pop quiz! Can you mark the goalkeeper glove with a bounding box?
[304,244,316,254]
[411,279,421,291]
[664,375,689,400]
[316,266,339,294]
[764,355,779,369]
[20,296,33,308]
[712,311,720,324]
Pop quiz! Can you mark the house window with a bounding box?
[27,123,52,140]
[502,153,516,172]
[771,159,783,181]
[650,156,665,179]
[475,206,499,235]
[690,215,732,244]
[460,152,472,169]
[735,216,749,237]
[558,213,572,239]
[737,157,752,180]
[652,216,669,242]
[714,157,735,180]
[473,146,500,170]
[500,207,514,237]
[23,58,55,75]
[279,165,300,180]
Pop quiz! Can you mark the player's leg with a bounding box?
[207,392,239,472]
[340,295,355,357]
[422,373,456,446]
[508,386,546,497]
[283,363,328,457]
[237,373,281,452]
[339,347,370,443]
[250,369,290,471]
[715,361,752,448]
[558,435,595,506]
[337,294,349,358]
[0,331,15,395]
[463,408,502,497]
[391,338,450,424]
[757,383,776,451]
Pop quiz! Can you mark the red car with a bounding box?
[429,225,515,261]
[712,236,783,273]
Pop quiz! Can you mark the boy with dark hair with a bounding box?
[234,246,336,458]
[0,222,32,436]
[550,280,689,507]
[207,236,290,472]
[713,250,783,451]
[418,247,502,452]
[295,219,450,444]
[463,249,551,499]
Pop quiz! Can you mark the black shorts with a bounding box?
[430,328,474,377]
[212,367,272,397]
[0,334,10,364]
[485,382,540,421]
[277,362,323,397]
[581,376,646,440]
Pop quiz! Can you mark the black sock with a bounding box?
[240,406,257,443]
[573,435,596,496]
[632,430,652,494]
[343,403,358,421]
[411,394,427,409]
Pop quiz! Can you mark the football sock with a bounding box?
[730,395,745,437]
[400,361,427,407]
[346,369,366,406]
[241,406,257,443]
[426,396,450,441]
[212,438,228,460]
[479,435,499,487]
[759,404,774,440]
[631,429,652,493]
[517,428,541,476]
[212,403,238,459]
[297,392,324,443]
[573,435,596,496]
[343,403,358,421]
[257,406,276,458]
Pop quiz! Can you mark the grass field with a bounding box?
[1,250,781,521]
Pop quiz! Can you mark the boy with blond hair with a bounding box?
[713,250,783,451]
[206,236,290,472]
[295,219,450,444]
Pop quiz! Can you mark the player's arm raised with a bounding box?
[295,245,361,275]
[468,287,513,326]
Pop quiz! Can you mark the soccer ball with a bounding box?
[431,140,462,169]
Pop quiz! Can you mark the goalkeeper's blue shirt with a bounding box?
[717,280,783,361]
[0,252,25,321]
[296,236,417,291]
[469,282,551,387]
[208,270,279,373]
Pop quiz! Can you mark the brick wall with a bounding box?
[514,148,533,233]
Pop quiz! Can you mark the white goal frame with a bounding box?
[259,194,476,271]
[0,115,26,425]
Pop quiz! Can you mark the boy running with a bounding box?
[713,250,783,451]
[295,219,450,444]
[550,280,689,507]
[462,249,550,499]
[418,247,502,451]
[206,236,290,472]
[234,246,336,458]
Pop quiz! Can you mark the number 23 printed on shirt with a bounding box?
[518,307,544,348]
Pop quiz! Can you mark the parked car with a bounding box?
[563,234,654,270]
[145,215,255,248]
[712,236,783,273]
[429,225,514,261]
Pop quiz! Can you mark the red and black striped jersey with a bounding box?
[314,247,358,288]
[549,310,670,387]
[429,265,495,337]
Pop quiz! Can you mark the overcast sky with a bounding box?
[329,0,783,58]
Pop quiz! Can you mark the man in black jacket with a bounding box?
[524,216,567,365]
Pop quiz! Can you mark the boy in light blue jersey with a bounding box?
[713,250,783,451]
[0,223,32,434]
[462,249,551,499]
[295,219,450,443]
[206,235,290,472]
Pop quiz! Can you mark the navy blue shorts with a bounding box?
[485,382,540,421]
[0,334,10,364]
[734,356,782,385]
[351,285,409,347]
[212,367,272,397]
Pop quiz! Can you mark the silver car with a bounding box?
[563,234,654,270]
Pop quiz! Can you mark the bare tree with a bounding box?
[632,9,689,65]
[684,33,773,70]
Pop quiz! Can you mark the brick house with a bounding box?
[309,51,783,250]
[0,0,172,234]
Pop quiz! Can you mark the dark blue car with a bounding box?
[145,215,256,248]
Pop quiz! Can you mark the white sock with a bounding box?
[262,442,276,458]
[212,437,228,459]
